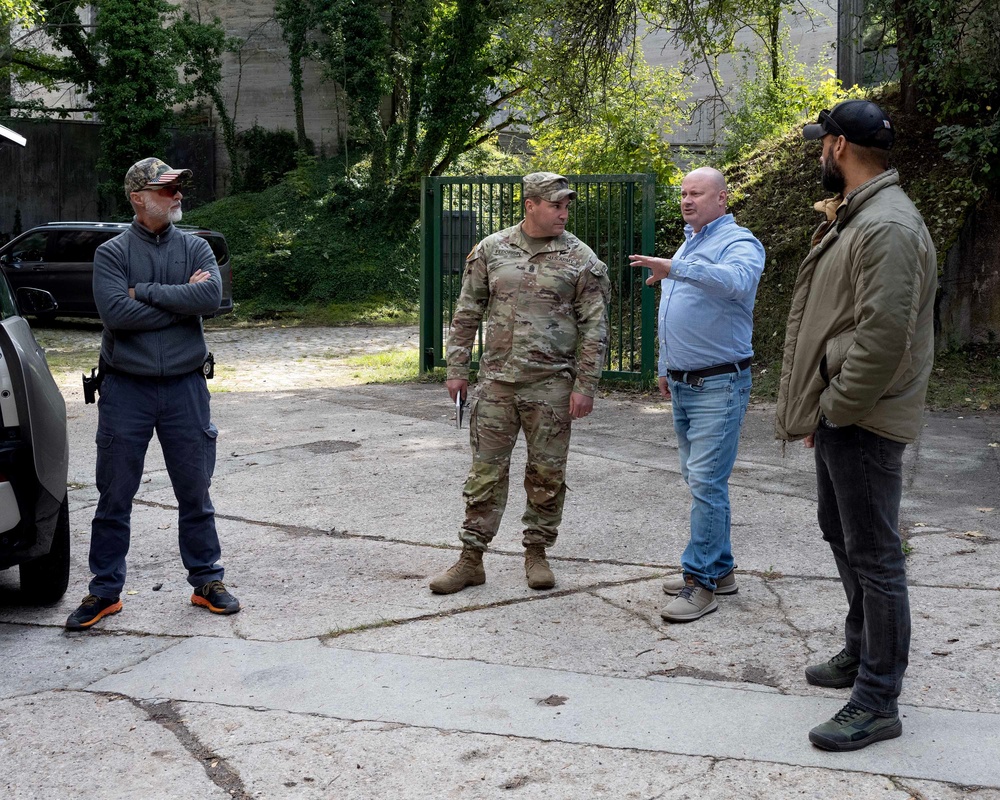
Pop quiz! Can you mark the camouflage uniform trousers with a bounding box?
[459,374,574,552]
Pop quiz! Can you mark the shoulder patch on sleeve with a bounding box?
[588,258,609,278]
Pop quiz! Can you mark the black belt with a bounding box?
[100,359,201,381]
[668,357,751,386]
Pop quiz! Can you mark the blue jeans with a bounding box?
[668,366,751,590]
[815,425,910,717]
[89,371,223,598]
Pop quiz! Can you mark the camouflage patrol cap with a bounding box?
[124,157,193,197]
[523,172,577,202]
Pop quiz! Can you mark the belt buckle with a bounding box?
[684,372,704,388]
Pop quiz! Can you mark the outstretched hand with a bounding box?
[629,254,672,285]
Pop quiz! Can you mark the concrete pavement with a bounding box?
[1,324,999,799]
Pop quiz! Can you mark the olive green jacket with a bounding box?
[446,223,611,396]
[775,170,937,444]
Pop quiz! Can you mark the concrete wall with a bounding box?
[0,119,215,237]
[0,120,102,233]
[937,197,1000,349]
[179,0,348,195]
[641,1,838,148]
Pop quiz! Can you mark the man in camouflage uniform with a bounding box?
[429,172,611,594]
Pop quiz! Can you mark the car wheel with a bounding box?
[19,496,71,605]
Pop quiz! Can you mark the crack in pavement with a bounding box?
[318,574,663,642]
[131,696,254,800]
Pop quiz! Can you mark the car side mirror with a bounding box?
[16,286,58,315]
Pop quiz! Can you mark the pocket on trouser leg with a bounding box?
[203,423,218,484]
[94,431,115,492]
[471,396,519,462]
[469,397,480,450]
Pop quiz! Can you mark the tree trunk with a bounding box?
[894,0,931,113]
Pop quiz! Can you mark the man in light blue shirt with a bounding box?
[630,167,765,623]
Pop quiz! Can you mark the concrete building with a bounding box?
[640,1,839,151]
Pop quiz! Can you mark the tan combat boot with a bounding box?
[429,547,486,594]
[524,544,555,590]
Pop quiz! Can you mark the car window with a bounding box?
[9,232,48,263]
[49,230,118,262]
[0,272,16,320]
[196,234,229,266]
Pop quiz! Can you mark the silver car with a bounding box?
[0,273,70,603]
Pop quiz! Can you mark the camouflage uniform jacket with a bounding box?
[447,223,611,396]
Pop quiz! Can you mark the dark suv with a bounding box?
[0,221,233,319]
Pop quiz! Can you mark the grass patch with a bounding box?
[38,348,100,374]
[926,345,1000,411]
[204,300,418,328]
[343,349,446,385]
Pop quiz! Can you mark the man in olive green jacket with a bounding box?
[775,100,936,752]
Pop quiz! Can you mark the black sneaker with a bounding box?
[808,702,902,751]
[65,594,123,630]
[191,580,241,615]
[805,648,861,688]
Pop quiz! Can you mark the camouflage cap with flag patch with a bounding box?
[124,157,193,197]
[523,172,577,202]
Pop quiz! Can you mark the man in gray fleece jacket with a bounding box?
[66,157,241,630]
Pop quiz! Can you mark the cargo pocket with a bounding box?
[468,398,480,450]
[94,431,115,490]
[203,423,219,481]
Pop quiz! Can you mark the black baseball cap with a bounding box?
[803,100,895,150]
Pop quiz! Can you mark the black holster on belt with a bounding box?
[82,366,102,404]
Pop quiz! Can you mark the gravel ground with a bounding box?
[33,321,421,399]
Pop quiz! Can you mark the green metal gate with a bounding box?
[419,174,657,383]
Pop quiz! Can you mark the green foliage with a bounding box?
[725,90,974,374]
[172,10,243,189]
[183,156,420,316]
[5,1,229,208]
[444,141,525,177]
[0,0,41,24]
[935,117,1000,180]
[273,0,691,223]
[274,0,320,151]
[525,56,685,190]
[925,345,1000,412]
[722,46,852,163]
[92,0,178,215]
[864,0,1000,183]
[236,125,300,192]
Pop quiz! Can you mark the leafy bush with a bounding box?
[184,156,419,316]
[236,125,302,192]
[722,45,857,163]
[527,57,685,191]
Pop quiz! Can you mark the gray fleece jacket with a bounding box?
[93,219,222,377]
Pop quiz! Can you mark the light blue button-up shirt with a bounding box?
[657,213,766,375]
